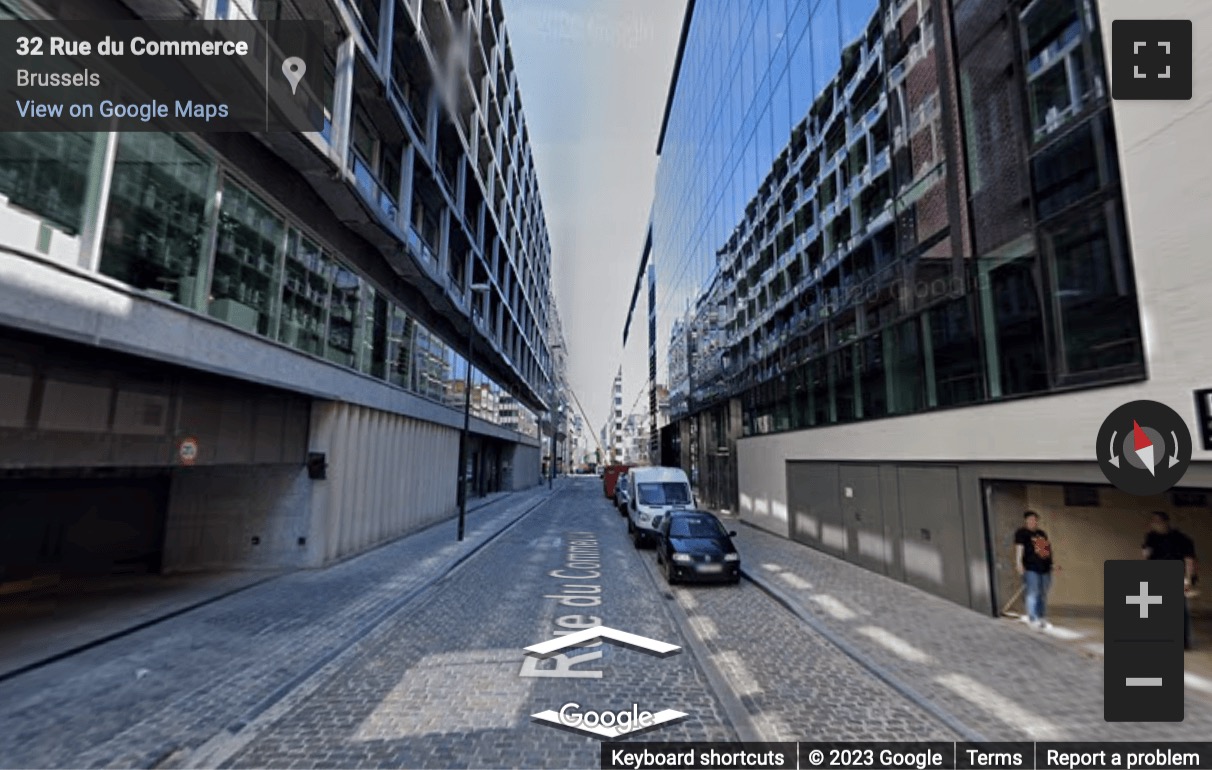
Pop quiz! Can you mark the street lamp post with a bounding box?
[547,342,564,489]
[548,404,562,489]
[457,283,491,542]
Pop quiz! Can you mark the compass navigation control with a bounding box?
[1097,400,1192,496]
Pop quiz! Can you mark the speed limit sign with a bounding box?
[178,437,199,466]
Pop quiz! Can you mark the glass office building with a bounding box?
[636,0,1189,614]
[0,0,556,582]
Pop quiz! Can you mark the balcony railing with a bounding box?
[351,151,400,224]
[872,147,891,175]
[863,93,887,129]
[407,223,438,264]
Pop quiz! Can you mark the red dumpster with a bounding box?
[602,464,633,499]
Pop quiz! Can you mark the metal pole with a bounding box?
[457,314,474,541]
[548,408,556,489]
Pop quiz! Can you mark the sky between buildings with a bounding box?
[503,0,686,440]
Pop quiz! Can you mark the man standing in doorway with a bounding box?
[1143,511,1198,650]
[1014,510,1054,630]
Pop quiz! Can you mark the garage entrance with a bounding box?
[0,471,171,591]
[985,480,1211,681]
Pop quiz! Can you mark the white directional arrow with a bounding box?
[1109,431,1120,468]
[1169,431,1181,468]
[530,708,687,738]
[524,626,681,658]
[1136,443,1155,475]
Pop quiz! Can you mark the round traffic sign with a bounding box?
[178,436,199,466]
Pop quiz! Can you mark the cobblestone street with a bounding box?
[1,478,1209,769]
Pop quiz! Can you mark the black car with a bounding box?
[653,510,740,584]
[614,476,630,515]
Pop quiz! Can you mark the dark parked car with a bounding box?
[653,510,740,584]
[614,477,630,515]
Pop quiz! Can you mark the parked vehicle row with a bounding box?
[613,466,740,585]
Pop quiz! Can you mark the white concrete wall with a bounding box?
[737,0,1212,529]
[307,401,460,565]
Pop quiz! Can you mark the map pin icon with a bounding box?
[282,57,306,95]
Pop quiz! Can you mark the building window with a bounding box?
[0,132,95,234]
[1041,203,1142,381]
[832,346,857,422]
[1031,116,1103,221]
[790,362,811,429]
[349,104,401,221]
[211,180,284,335]
[411,199,441,261]
[886,319,926,414]
[809,356,831,426]
[383,304,415,388]
[352,0,381,54]
[982,256,1049,397]
[326,262,362,368]
[928,297,983,407]
[278,229,330,356]
[858,333,887,419]
[390,47,428,133]
[1021,0,1095,141]
[100,133,214,306]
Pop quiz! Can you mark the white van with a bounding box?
[626,466,694,548]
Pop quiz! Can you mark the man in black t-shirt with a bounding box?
[1143,511,1198,649]
[1014,510,1055,629]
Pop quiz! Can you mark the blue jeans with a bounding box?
[1024,571,1052,622]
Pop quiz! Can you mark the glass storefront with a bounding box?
[279,228,330,356]
[0,132,96,234]
[326,262,362,368]
[100,133,214,306]
[211,180,284,336]
[0,129,538,438]
[0,0,541,445]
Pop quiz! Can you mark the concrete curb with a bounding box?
[636,550,768,743]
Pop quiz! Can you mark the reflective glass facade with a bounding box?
[646,0,1141,513]
[649,0,1140,436]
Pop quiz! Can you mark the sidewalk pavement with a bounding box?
[731,519,1212,742]
[0,487,527,682]
[0,484,553,769]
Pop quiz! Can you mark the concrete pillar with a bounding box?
[333,403,353,561]
[374,409,385,544]
[405,418,417,527]
[351,406,369,552]
[391,415,406,532]
[377,0,394,83]
[307,401,339,567]
[78,131,118,273]
[331,36,358,173]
